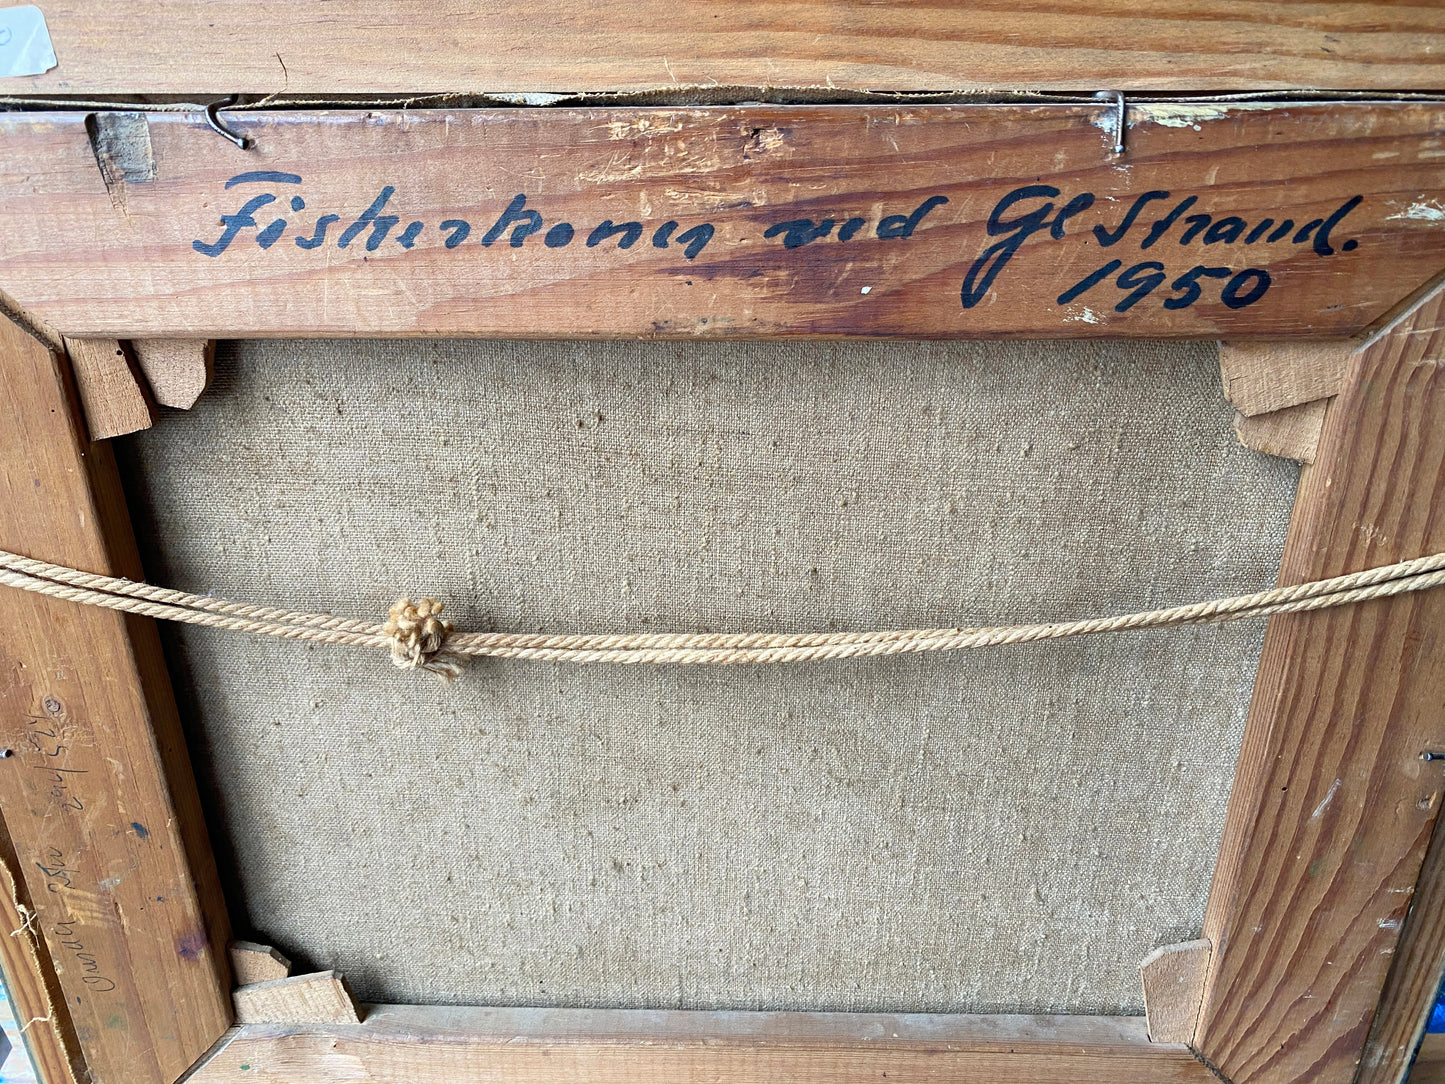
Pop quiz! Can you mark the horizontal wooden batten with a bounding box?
[0,103,1443,340]
[188,1005,1215,1083]
[7,2,1445,94]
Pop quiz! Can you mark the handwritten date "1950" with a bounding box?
[1059,260,1271,313]
[960,184,1361,313]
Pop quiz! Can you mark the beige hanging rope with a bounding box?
[4,545,1445,680]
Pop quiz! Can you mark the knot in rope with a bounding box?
[383,598,463,681]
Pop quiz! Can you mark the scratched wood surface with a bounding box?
[0,825,85,1084]
[0,313,232,1082]
[7,2,1445,94]
[190,1005,1215,1083]
[1195,287,1445,1084]
[0,103,1443,340]
[1358,806,1445,1084]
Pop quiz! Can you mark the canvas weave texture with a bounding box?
[118,337,1297,1015]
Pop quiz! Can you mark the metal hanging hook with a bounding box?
[1094,89,1125,156]
[205,95,251,150]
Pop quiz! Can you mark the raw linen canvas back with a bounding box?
[115,336,1298,1016]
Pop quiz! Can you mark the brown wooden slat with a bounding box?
[1232,397,1329,463]
[229,941,291,986]
[9,2,1445,95]
[232,972,362,1026]
[0,314,232,1081]
[63,337,154,439]
[0,824,85,1084]
[0,102,1442,341]
[1195,285,1445,1084]
[1218,340,1356,417]
[1358,805,1445,1084]
[1139,939,1211,1044]
[189,1005,1215,1083]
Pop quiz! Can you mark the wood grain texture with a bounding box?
[233,972,361,1025]
[0,314,232,1081]
[130,339,214,410]
[1358,800,1445,1084]
[230,941,291,986]
[1139,939,1211,1044]
[1232,397,1329,463]
[1195,285,1445,1084]
[1218,339,1357,416]
[1411,1034,1445,1084]
[8,2,1445,94]
[189,1006,1215,1084]
[0,824,85,1084]
[1,103,1443,340]
[62,337,153,439]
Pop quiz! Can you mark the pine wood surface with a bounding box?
[0,103,1441,339]
[130,339,214,410]
[0,84,1442,1084]
[1232,397,1329,463]
[1359,805,1445,1084]
[229,941,291,986]
[233,972,362,1026]
[7,2,1445,95]
[61,337,153,440]
[1218,339,1357,416]
[0,314,232,1082]
[1196,286,1445,1084]
[189,1006,1216,1083]
[1138,939,1211,1044]
[0,826,84,1084]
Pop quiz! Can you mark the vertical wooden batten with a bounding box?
[0,314,232,1081]
[0,822,85,1084]
[1357,802,1445,1084]
[1196,287,1445,1084]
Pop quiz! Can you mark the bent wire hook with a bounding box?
[1094,89,1125,156]
[205,95,251,150]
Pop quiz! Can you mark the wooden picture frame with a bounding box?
[1,9,1445,1084]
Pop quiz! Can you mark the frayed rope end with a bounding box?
[384,597,466,682]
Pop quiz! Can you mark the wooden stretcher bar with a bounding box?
[186,1006,1216,1083]
[0,102,1441,342]
[0,93,1443,1084]
[4,2,1445,96]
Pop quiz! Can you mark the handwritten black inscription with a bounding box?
[35,846,117,993]
[25,695,85,813]
[191,172,1366,317]
[21,698,116,994]
[192,171,951,262]
[961,185,1364,313]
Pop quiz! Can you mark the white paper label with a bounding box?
[0,6,55,78]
